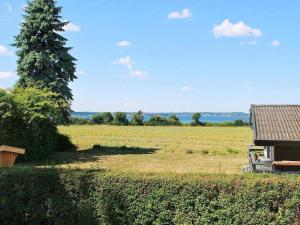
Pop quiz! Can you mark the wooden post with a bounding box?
[0,145,25,167]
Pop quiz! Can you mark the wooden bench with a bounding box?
[273,161,300,171]
[0,145,25,167]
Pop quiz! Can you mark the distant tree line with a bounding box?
[69,111,249,127]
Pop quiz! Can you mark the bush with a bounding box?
[167,115,182,126]
[191,113,201,126]
[91,113,104,124]
[0,88,75,161]
[1,168,300,225]
[131,111,144,126]
[69,117,92,125]
[113,112,129,126]
[145,115,169,126]
[226,147,239,154]
[102,112,114,124]
[233,119,245,126]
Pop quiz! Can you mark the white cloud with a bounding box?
[113,56,149,78]
[63,22,80,32]
[272,40,280,47]
[5,3,12,12]
[0,71,14,79]
[212,19,262,38]
[130,69,148,78]
[113,56,134,70]
[168,8,192,19]
[116,40,131,47]
[181,86,194,91]
[0,45,13,56]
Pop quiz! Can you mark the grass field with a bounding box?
[53,125,252,174]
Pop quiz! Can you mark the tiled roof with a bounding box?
[251,105,300,144]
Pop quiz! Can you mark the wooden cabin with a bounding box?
[248,105,300,172]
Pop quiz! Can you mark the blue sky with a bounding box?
[1,0,300,112]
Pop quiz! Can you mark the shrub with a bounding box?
[167,115,182,126]
[191,112,201,126]
[1,168,300,225]
[226,147,239,154]
[113,112,129,126]
[145,115,169,126]
[233,119,245,126]
[0,88,75,161]
[131,111,144,126]
[102,112,114,124]
[91,113,104,124]
[70,117,92,125]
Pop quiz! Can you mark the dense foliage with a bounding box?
[1,168,300,225]
[13,0,76,119]
[0,88,75,161]
[131,110,144,125]
[113,112,130,126]
[191,112,201,126]
[102,112,114,124]
[91,113,104,124]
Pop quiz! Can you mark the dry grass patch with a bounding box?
[53,125,252,174]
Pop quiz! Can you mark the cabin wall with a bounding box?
[274,145,300,171]
[274,145,300,161]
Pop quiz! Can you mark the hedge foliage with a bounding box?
[0,88,75,161]
[1,168,300,225]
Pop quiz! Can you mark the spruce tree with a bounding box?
[13,0,77,103]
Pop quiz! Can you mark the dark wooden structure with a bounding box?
[250,105,300,172]
[0,145,25,167]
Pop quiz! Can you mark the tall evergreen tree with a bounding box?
[13,0,77,103]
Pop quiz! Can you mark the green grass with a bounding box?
[49,125,253,174]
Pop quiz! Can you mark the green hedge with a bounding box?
[1,168,300,225]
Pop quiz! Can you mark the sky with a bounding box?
[1,0,300,112]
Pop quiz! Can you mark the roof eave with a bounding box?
[255,139,300,146]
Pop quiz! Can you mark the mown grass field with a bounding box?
[54,125,252,174]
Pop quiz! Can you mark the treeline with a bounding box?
[69,111,249,127]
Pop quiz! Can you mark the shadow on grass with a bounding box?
[36,145,159,165]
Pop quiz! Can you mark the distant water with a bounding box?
[72,112,250,124]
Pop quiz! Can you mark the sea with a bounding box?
[72,112,250,124]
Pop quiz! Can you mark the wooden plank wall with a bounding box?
[0,152,18,167]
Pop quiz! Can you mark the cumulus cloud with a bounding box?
[0,71,14,79]
[212,19,262,38]
[181,86,194,91]
[113,56,148,79]
[130,69,148,78]
[168,8,192,19]
[5,3,12,12]
[63,22,80,32]
[272,40,280,47]
[0,45,13,56]
[113,56,135,70]
[116,40,131,47]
